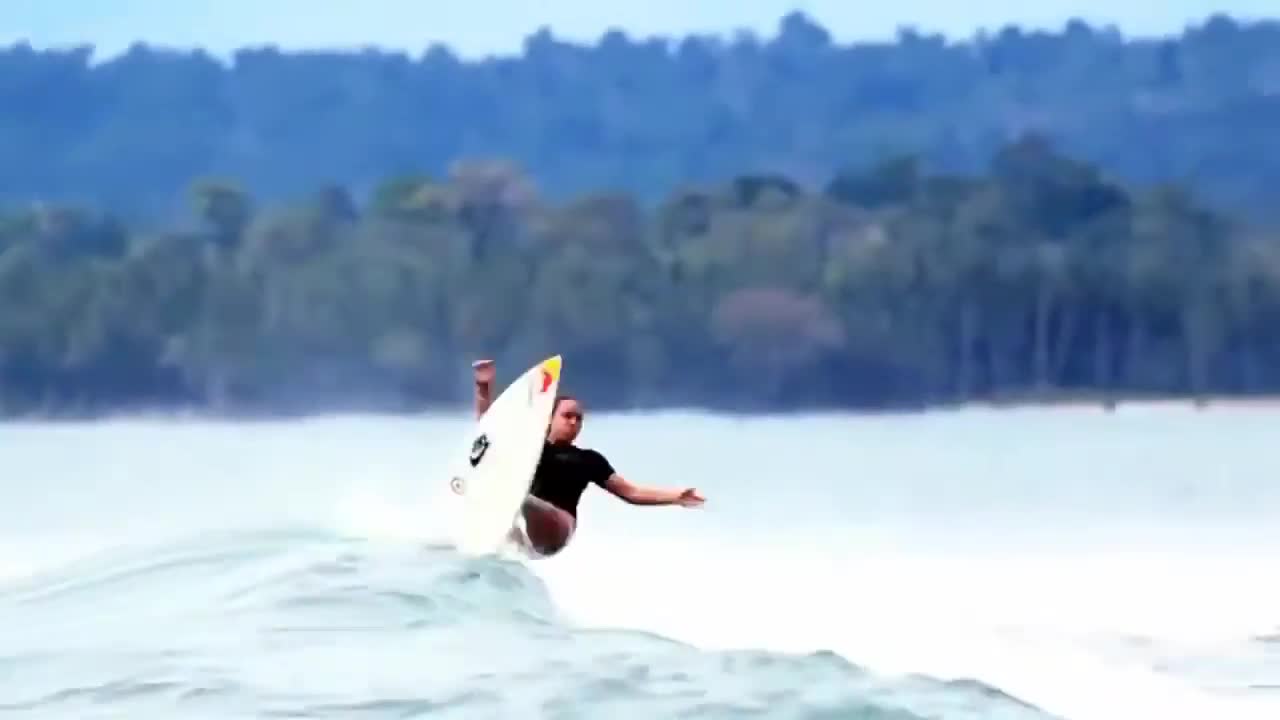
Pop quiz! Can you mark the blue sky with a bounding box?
[3,0,1276,61]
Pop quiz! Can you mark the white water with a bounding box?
[3,404,1279,719]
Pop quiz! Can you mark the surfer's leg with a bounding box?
[520,496,576,556]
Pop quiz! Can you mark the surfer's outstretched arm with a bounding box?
[602,473,705,507]
[472,359,494,418]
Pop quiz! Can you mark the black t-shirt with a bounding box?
[529,442,615,517]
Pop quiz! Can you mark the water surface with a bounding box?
[2,404,1278,719]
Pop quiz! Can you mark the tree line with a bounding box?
[2,13,1279,223]
[2,134,1278,417]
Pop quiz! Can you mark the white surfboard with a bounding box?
[446,354,562,556]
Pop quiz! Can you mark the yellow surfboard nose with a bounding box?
[541,354,562,382]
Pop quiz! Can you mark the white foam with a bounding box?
[533,533,1280,720]
[0,534,112,583]
[329,487,458,546]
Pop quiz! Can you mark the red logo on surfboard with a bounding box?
[539,369,553,393]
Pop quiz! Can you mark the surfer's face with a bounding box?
[547,398,583,444]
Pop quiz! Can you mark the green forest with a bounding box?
[2,13,1279,417]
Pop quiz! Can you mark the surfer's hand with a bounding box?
[472,359,495,385]
[675,488,705,507]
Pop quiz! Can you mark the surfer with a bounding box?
[472,359,705,557]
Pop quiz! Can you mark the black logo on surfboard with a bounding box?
[469,433,489,467]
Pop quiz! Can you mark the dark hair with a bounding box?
[552,394,577,412]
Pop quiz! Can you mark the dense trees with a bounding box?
[2,134,1278,417]
[3,12,1279,416]
[1,13,1279,221]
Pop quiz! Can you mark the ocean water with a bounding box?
[1,404,1279,719]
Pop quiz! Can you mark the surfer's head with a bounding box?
[547,394,583,444]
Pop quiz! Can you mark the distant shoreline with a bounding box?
[7,392,1280,424]
[967,392,1280,414]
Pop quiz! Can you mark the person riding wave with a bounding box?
[472,358,705,557]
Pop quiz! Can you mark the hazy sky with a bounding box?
[4,0,1276,61]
